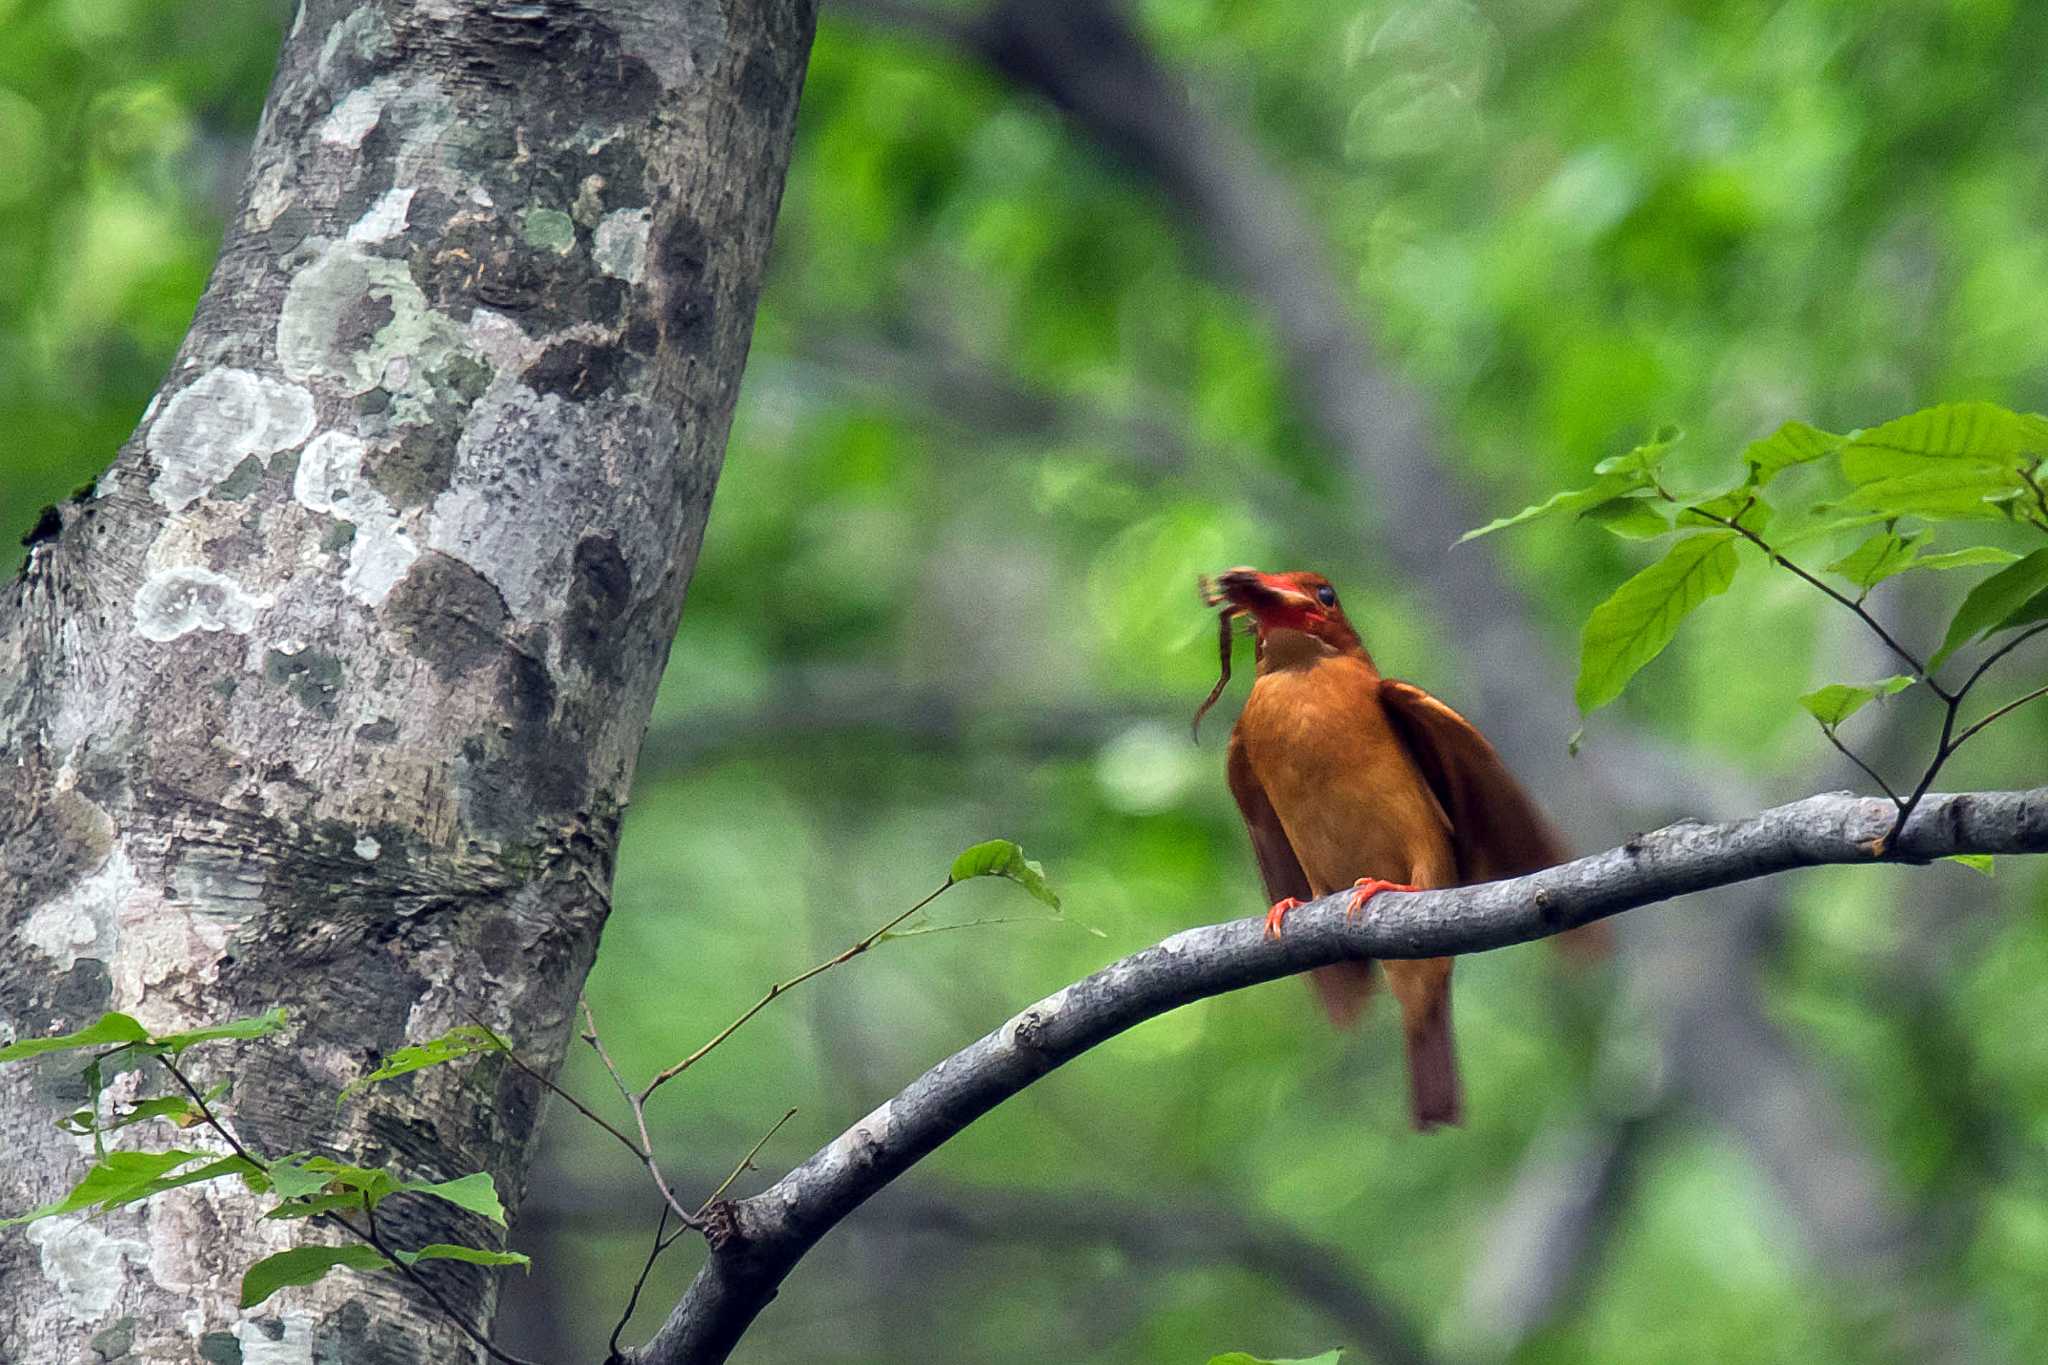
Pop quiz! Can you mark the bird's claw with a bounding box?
[1264,897,1306,940]
[1346,878,1420,920]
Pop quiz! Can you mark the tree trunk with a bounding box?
[0,0,815,1358]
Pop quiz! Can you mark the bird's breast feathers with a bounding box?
[1235,654,1454,891]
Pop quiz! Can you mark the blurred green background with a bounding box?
[6,0,2048,1361]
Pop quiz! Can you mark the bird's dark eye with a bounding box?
[1315,585,1337,608]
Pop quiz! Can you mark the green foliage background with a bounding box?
[5,0,2047,1360]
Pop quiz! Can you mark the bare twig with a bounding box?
[1955,620,2048,699]
[698,1108,799,1217]
[608,1205,673,1364]
[477,1019,643,1159]
[1821,725,1905,806]
[1951,681,2048,750]
[638,883,951,1103]
[576,998,703,1233]
[623,784,2048,1365]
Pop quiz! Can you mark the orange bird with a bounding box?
[1195,567,1571,1131]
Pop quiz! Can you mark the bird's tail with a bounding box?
[1382,957,1463,1131]
[1402,991,1463,1131]
[1307,961,1377,1029]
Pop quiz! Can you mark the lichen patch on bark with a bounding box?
[24,1218,150,1322]
[277,241,470,399]
[146,369,317,512]
[594,206,653,281]
[20,848,134,972]
[345,186,415,244]
[294,431,419,604]
[132,568,273,643]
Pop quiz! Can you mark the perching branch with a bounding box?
[625,784,2048,1364]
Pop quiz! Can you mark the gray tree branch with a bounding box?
[626,784,2048,1364]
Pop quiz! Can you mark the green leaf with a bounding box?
[240,1245,393,1308]
[1,1149,221,1226]
[1917,546,2022,571]
[338,1025,504,1106]
[948,839,1061,910]
[1593,425,1683,478]
[1930,546,2048,670]
[1797,676,1914,728]
[391,1243,531,1270]
[1835,467,2029,522]
[0,1013,150,1062]
[1459,433,1678,544]
[1576,534,1740,712]
[1582,493,1676,540]
[265,1156,398,1208]
[1841,403,2048,483]
[111,1155,264,1211]
[1742,421,1844,486]
[398,1172,506,1226]
[1827,529,1928,590]
[56,1094,199,1137]
[1946,854,1996,876]
[263,1192,370,1221]
[154,1008,289,1056]
[264,1154,332,1202]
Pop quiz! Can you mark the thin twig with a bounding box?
[609,1204,673,1363]
[1688,507,1944,696]
[638,881,952,1104]
[155,1055,263,1170]
[1955,620,2048,701]
[1888,691,1963,851]
[474,1017,644,1158]
[580,996,642,1116]
[697,1108,799,1216]
[606,1106,798,1359]
[335,1200,541,1365]
[1821,726,1903,806]
[1950,682,2048,750]
[576,999,705,1232]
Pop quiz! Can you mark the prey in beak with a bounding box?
[1192,568,1360,740]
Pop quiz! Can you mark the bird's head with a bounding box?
[1198,567,1363,654]
[1189,567,1367,739]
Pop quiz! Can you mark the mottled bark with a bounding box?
[0,1,814,1360]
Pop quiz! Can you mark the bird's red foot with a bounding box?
[1346,878,1420,920]
[1264,897,1306,940]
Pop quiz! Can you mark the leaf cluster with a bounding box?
[0,1007,525,1312]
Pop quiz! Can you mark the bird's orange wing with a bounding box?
[1226,731,1380,1024]
[1224,731,1312,907]
[1377,679,1606,959]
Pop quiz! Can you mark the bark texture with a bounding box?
[0,1,815,1359]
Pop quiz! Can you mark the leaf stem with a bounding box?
[157,1056,534,1365]
[1689,506,1946,698]
[1950,682,2048,750]
[1820,726,1903,807]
